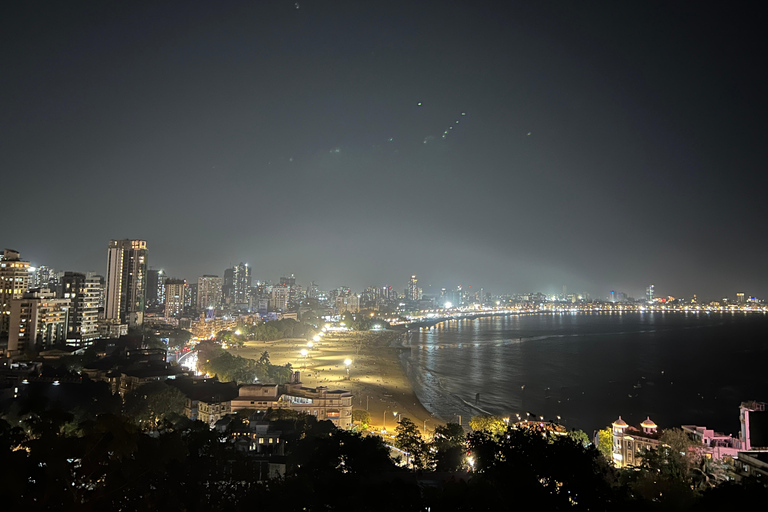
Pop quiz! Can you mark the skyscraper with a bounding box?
[60,271,101,346]
[146,269,165,307]
[1,249,30,333]
[646,284,655,303]
[105,240,148,328]
[407,274,421,301]
[224,263,251,306]
[197,275,222,310]
[164,279,186,318]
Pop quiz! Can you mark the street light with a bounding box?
[313,335,320,342]
[300,349,308,369]
[344,358,352,380]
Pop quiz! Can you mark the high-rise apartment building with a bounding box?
[29,265,56,289]
[270,285,289,312]
[60,271,101,346]
[146,269,165,307]
[7,289,69,354]
[197,275,222,310]
[164,279,186,318]
[224,263,251,306]
[186,282,198,309]
[646,284,655,303]
[1,249,31,333]
[105,240,148,328]
[407,274,421,301]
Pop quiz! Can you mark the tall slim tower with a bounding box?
[105,240,148,328]
[408,275,420,301]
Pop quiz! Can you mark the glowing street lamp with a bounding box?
[300,349,308,369]
[313,335,321,342]
[344,358,352,380]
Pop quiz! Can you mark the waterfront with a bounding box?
[403,312,768,435]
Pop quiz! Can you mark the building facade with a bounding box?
[223,263,251,307]
[611,416,661,468]
[59,271,101,346]
[1,249,30,333]
[7,289,69,354]
[105,239,148,328]
[197,275,222,310]
[164,279,186,318]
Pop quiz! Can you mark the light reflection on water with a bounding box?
[402,312,768,435]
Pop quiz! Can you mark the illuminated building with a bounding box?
[335,292,360,313]
[408,274,421,301]
[279,273,297,307]
[7,289,69,354]
[740,400,768,450]
[164,279,186,318]
[270,285,289,312]
[233,377,353,429]
[611,416,660,468]
[1,249,31,333]
[146,269,165,307]
[224,262,251,306]
[29,265,56,289]
[197,275,222,310]
[105,240,148,328]
[60,272,101,346]
[646,284,655,303]
[737,292,745,304]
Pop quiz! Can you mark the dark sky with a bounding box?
[3,1,766,300]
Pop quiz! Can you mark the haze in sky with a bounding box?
[2,1,766,299]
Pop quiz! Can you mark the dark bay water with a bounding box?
[402,312,768,435]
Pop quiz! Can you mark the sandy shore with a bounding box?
[234,330,440,436]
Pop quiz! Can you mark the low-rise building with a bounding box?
[174,378,239,427]
[681,424,742,461]
[611,416,661,468]
[232,375,353,429]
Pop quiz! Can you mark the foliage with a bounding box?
[469,415,507,435]
[123,381,187,429]
[395,417,427,469]
[568,428,591,447]
[339,311,391,331]
[198,344,293,384]
[429,422,467,471]
[352,409,371,426]
[640,428,701,482]
[596,427,613,460]
[465,427,621,509]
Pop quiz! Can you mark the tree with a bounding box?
[352,409,371,429]
[124,381,187,429]
[469,415,507,435]
[568,429,590,447]
[641,428,701,482]
[395,417,426,469]
[596,427,613,460]
[429,422,466,471]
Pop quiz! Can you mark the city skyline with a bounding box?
[3,2,766,300]
[8,241,762,303]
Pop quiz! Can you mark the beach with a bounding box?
[234,329,439,435]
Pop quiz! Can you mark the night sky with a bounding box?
[3,1,766,299]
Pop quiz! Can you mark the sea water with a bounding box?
[402,311,768,435]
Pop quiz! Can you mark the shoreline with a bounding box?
[235,329,440,435]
